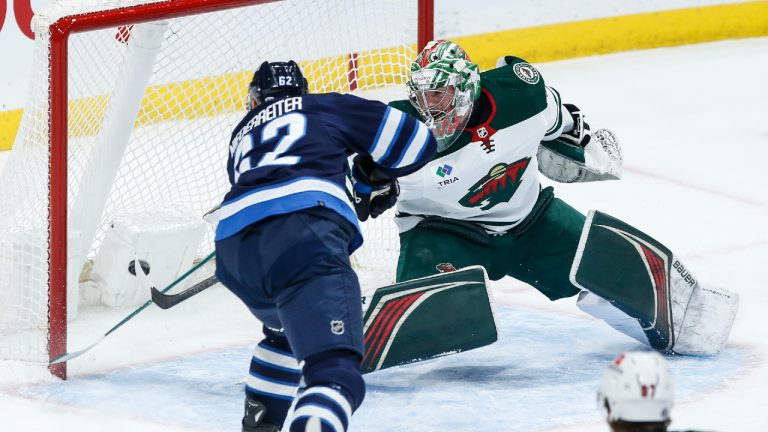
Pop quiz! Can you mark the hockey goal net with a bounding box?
[0,0,432,378]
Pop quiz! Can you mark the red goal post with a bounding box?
[1,0,433,379]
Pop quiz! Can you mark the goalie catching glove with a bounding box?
[350,155,400,222]
[537,103,622,183]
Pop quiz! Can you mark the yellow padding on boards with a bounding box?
[453,2,768,70]
[136,70,251,124]
[0,110,23,151]
[125,47,411,126]
[1,2,767,152]
[1,46,412,148]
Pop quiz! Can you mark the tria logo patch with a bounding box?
[436,164,453,177]
[513,62,540,85]
[437,176,459,187]
[459,158,531,210]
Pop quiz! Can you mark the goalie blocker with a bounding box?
[571,210,739,355]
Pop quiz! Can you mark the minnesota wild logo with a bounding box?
[513,63,540,85]
[458,158,531,210]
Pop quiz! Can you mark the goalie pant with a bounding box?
[396,192,738,355]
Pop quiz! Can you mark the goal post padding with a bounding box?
[0,0,433,378]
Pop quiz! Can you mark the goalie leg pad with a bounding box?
[571,210,739,355]
[362,266,497,373]
[672,279,739,355]
[576,290,647,345]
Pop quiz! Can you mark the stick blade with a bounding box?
[134,255,170,308]
[49,337,104,365]
[150,287,174,309]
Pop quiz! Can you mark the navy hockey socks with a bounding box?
[288,350,365,432]
[245,330,301,428]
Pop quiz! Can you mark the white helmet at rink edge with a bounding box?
[598,351,674,424]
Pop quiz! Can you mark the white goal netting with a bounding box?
[0,0,419,365]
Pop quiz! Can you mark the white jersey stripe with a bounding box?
[393,121,430,169]
[253,345,300,372]
[293,405,344,432]
[544,86,564,139]
[369,108,405,163]
[210,177,352,223]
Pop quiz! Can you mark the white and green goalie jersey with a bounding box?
[390,56,571,234]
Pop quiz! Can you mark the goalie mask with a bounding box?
[597,351,674,425]
[408,54,480,152]
[248,60,308,108]
[413,39,472,67]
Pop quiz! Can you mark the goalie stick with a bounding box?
[49,251,216,365]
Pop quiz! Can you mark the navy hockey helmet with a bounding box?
[248,60,308,108]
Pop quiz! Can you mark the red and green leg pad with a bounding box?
[570,210,739,355]
[361,266,498,373]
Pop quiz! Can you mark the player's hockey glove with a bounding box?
[559,103,591,148]
[350,155,400,222]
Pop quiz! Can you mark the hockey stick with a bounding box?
[149,275,219,309]
[49,251,216,365]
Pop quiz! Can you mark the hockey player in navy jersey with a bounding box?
[208,61,436,432]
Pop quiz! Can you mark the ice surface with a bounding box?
[12,306,751,431]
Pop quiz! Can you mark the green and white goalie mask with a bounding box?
[407,57,480,151]
[413,39,471,67]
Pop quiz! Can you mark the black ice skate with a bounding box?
[242,398,280,432]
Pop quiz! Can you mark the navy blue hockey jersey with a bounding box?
[210,92,437,251]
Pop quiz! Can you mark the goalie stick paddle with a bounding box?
[150,275,219,309]
[49,251,216,365]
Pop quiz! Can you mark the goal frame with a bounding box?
[45,0,433,379]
